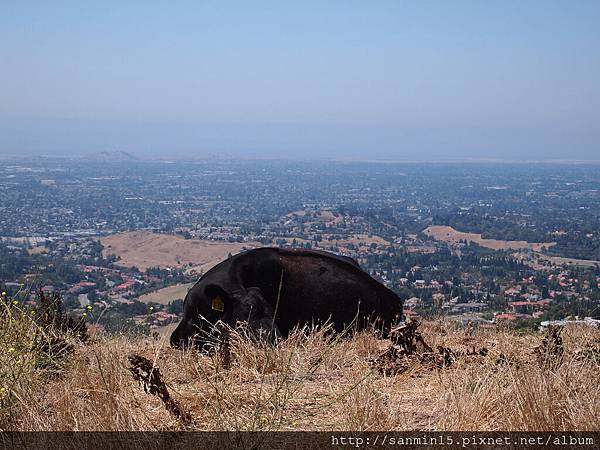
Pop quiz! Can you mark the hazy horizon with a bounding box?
[1,1,599,160]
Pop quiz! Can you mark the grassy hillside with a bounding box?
[1,292,599,431]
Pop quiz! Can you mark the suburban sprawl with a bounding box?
[1,155,599,334]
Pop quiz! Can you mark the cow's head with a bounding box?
[170,285,280,349]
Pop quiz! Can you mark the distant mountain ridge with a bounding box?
[81,151,140,162]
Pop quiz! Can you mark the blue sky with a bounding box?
[0,1,599,159]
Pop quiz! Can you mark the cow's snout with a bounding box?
[170,320,196,348]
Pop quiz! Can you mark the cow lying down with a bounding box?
[170,247,404,349]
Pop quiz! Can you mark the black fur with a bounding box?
[170,247,403,348]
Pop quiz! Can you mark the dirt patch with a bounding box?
[424,225,555,251]
[100,231,257,272]
[27,246,49,255]
[406,245,437,253]
[286,209,343,224]
[137,283,194,305]
[529,252,600,268]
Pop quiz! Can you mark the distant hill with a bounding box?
[81,151,140,162]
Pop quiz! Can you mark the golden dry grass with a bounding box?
[137,283,194,305]
[100,231,257,272]
[27,246,49,256]
[3,306,599,432]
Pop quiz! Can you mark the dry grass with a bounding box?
[2,300,599,431]
[100,231,257,272]
[137,283,194,305]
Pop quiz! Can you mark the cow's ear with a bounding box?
[204,284,231,313]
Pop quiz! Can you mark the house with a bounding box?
[504,287,521,297]
[403,309,420,320]
[508,300,550,314]
[429,280,441,289]
[539,317,600,331]
[404,297,421,309]
[451,302,488,314]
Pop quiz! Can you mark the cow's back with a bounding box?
[255,249,402,334]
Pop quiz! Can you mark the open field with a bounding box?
[515,251,600,269]
[537,254,600,268]
[286,208,343,224]
[3,302,600,432]
[137,282,194,305]
[423,225,555,251]
[27,246,49,255]
[405,245,437,254]
[100,231,257,272]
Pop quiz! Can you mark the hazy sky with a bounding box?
[1,1,599,160]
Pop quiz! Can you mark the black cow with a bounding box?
[170,247,403,348]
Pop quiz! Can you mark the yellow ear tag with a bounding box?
[211,295,225,312]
